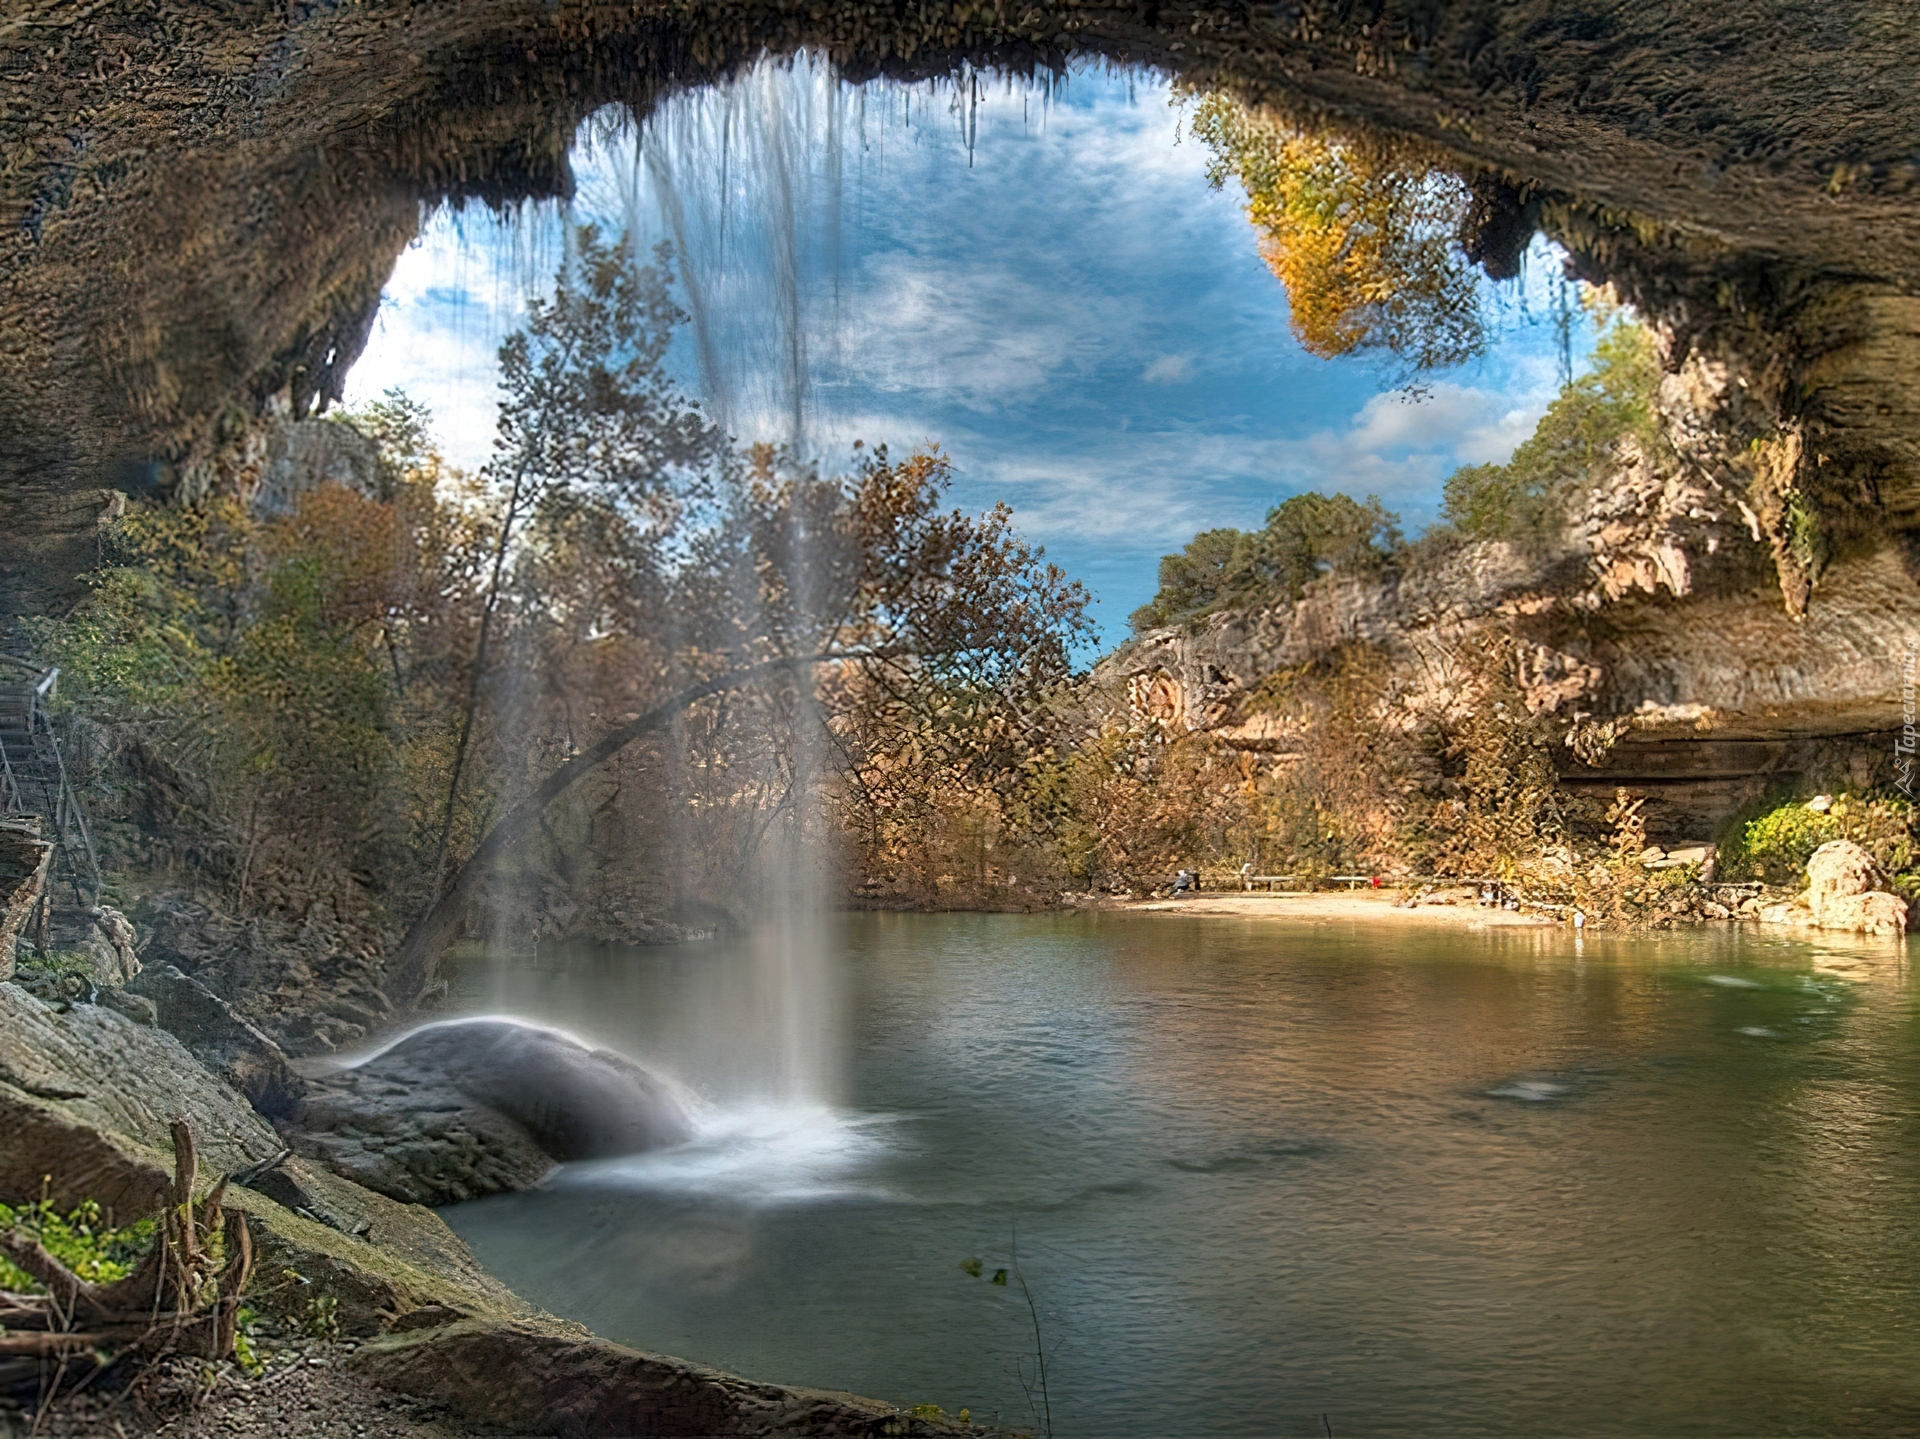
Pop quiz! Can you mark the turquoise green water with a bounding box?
[444,912,1920,1437]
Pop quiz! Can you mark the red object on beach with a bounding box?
[1370,875,1381,887]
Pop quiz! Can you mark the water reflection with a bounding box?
[443,914,1920,1437]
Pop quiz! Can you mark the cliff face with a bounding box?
[1096,379,1919,841]
[1,1,1919,620]
[0,819,53,981]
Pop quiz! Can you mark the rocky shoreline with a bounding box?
[0,974,979,1438]
[0,846,975,1438]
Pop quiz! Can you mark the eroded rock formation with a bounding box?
[1098,366,1919,841]
[0,819,51,981]
[2,2,1920,621]
[293,1019,693,1205]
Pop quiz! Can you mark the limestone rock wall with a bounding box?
[1097,429,1919,841]
[4,2,1920,624]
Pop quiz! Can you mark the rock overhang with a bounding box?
[3,1,1920,620]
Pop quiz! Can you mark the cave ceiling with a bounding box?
[2,1,1918,617]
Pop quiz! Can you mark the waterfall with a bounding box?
[441,56,1071,1114]
[618,52,1064,459]
[612,54,1057,1110]
[626,52,852,458]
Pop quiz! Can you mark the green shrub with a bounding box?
[1441,319,1665,545]
[1729,803,1839,884]
[0,1197,156,1292]
[1720,792,1916,887]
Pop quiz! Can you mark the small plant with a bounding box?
[0,1189,156,1291]
[303,1293,341,1341]
[962,1226,1053,1439]
[907,1402,968,1423]
[0,1122,255,1375]
[232,1305,266,1376]
[12,948,102,1001]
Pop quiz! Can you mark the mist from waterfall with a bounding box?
[573,55,1062,1116]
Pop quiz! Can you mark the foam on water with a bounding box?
[1488,1079,1569,1102]
[556,1100,900,1204]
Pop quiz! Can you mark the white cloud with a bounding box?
[1276,377,1557,511]
[342,60,1574,640]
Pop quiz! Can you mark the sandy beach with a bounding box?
[1130,886,1560,928]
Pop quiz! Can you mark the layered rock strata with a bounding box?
[4,2,1920,621]
[1098,417,1919,842]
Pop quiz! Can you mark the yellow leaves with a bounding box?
[1189,93,1484,370]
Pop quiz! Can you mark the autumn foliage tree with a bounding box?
[384,441,1093,1001]
[1190,92,1486,371]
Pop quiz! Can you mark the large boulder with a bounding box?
[293,1020,693,1207]
[80,904,142,986]
[127,963,307,1122]
[1806,840,1910,937]
[0,821,51,982]
[0,981,283,1214]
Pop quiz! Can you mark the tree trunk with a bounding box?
[383,657,823,1009]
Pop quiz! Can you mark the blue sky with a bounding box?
[347,61,1583,641]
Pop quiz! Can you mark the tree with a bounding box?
[29,440,469,912]
[428,225,728,888]
[1441,319,1664,543]
[383,445,1091,1006]
[1190,93,1485,371]
[1130,491,1401,632]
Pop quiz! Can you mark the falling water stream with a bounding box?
[610,51,1064,457]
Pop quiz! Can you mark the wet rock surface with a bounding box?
[292,1020,693,1206]
[353,1318,974,1439]
[0,973,935,1439]
[0,979,533,1331]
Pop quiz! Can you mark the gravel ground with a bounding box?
[10,1344,515,1439]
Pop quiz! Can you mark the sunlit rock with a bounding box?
[1805,839,1908,937]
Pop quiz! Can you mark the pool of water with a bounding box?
[442,912,1920,1437]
